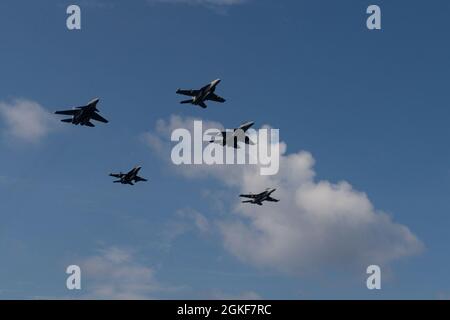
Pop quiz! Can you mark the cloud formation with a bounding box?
[145,115,424,275]
[80,247,161,299]
[161,208,211,249]
[0,99,54,143]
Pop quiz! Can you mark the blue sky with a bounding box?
[0,0,449,299]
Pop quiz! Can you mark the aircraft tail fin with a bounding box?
[61,118,72,123]
[245,136,256,145]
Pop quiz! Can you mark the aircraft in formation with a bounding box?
[53,80,279,203]
[176,79,226,109]
[209,121,255,149]
[240,188,279,206]
[109,166,148,185]
[54,98,108,127]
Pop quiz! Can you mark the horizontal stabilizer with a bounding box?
[240,194,257,199]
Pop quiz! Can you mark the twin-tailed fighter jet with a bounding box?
[109,166,148,186]
[176,79,226,109]
[209,121,256,149]
[240,188,279,206]
[55,98,108,127]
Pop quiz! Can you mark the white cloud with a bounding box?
[80,247,161,299]
[161,208,211,249]
[184,208,210,233]
[145,115,424,275]
[0,99,54,143]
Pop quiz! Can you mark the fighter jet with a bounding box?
[54,98,108,127]
[209,121,256,149]
[109,166,148,185]
[240,188,279,206]
[176,79,226,109]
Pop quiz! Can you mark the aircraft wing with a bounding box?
[208,93,226,103]
[128,167,141,175]
[91,112,108,123]
[55,109,77,115]
[201,83,211,91]
[176,89,199,97]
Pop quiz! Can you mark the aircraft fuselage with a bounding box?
[241,188,278,205]
[68,98,100,125]
[193,80,220,105]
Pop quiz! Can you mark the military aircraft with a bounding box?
[176,79,226,109]
[240,188,279,206]
[209,121,256,149]
[109,166,148,185]
[54,98,108,127]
